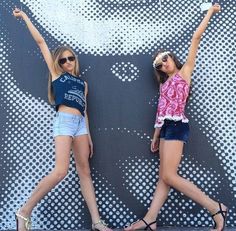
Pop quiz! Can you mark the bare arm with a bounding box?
[180,3,221,83]
[84,82,94,157]
[13,8,57,78]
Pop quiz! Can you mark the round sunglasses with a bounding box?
[154,54,169,70]
[59,56,75,65]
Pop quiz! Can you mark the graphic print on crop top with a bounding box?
[52,72,86,116]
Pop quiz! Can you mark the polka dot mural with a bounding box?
[111,62,140,82]
[0,0,235,229]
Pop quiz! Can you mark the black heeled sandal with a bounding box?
[140,219,156,231]
[211,202,228,231]
[126,218,156,231]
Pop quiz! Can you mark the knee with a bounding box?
[159,172,168,183]
[158,175,165,184]
[162,173,177,186]
[52,169,68,182]
[76,163,91,177]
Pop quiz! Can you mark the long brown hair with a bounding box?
[48,46,80,104]
[153,49,183,85]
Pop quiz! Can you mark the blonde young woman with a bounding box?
[125,4,227,231]
[13,8,112,231]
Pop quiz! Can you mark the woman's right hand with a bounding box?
[13,8,26,19]
[151,128,161,153]
[151,136,160,153]
[12,6,55,77]
[209,3,221,14]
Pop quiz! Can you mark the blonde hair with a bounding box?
[48,46,80,104]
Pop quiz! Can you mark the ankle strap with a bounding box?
[15,212,32,230]
[16,212,30,221]
[211,203,227,218]
[141,219,156,231]
[93,220,107,226]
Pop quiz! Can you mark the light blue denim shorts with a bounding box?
[53,112,88,138]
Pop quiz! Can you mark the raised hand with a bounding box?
[13,7,25,19]
[210,3,221,14]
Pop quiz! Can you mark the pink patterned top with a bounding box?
[154,73,190,128]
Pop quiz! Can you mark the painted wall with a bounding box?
[0,0,235,229]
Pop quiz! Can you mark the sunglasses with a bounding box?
[59,56,75,65]
[154,54,169,70]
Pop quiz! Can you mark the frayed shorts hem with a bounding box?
[53,112,88,138]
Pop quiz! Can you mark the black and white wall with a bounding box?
[0,0,235,229]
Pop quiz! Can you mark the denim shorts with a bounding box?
[159,119,190,143]
[53,112,88,138]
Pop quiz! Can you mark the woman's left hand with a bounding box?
[88,135,94,158]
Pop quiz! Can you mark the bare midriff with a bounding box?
[58,104,82,115]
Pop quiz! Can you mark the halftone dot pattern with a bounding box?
[0,28,51,228]
[95,127,152,226]
[0,30,140,229]
[97,127,151,141]
[186,1,236,225]
[0,30,85,229]
[148,0,236,226]
[149,95,158,108]
[119,155,223,226]
[35,163,86,230]
[18,0,196,56]
[0,0,235,229]
[118,156,158,208]
[92,169,136,228]
[95,127,234,226]
[111,62,140,82]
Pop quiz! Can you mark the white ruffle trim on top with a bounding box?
[154,115,189,128]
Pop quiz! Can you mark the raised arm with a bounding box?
[13,8,57,78]
[180,3,221,83]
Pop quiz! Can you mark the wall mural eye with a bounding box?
[111,62,140,82]
[0,0,235,230]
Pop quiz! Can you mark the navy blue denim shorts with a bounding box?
[159,119,190,143]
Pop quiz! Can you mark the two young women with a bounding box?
[13,3,227,231]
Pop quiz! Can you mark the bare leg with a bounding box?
[144,140,170,220]
[125,140,227,231]
[73,135,99,222]
[16,136,72,231]
[161,140,227,231]
[73,135,112,231]
[125,139,170,231]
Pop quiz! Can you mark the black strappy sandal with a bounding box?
[125,218,156,231]
[211,202,228,231]
[140,219,156,231]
